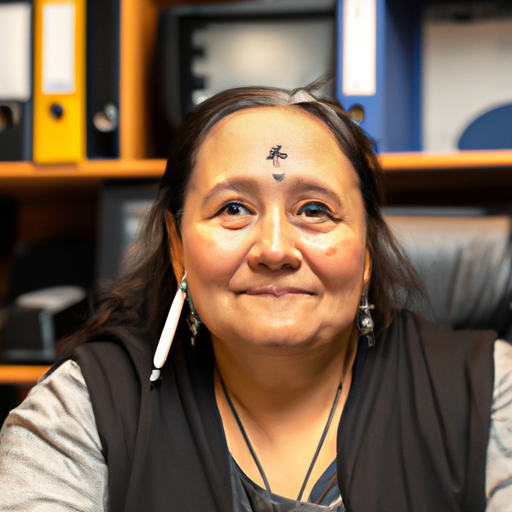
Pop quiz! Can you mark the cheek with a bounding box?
[181,225,246,288]
[302,232,366,291]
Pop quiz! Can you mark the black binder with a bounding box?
[86,0,120,158]
[0,0,32,161]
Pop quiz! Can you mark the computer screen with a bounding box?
[96,181,159,280]
[158,0,337,127]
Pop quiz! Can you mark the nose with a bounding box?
[247,207,302,271]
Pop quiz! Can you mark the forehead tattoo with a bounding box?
[266,145,287,181]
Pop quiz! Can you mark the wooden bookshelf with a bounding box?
[380,150,512,170]
[0,366,50,386]
[2,0,512,390]
[380,151,512,206]
[0,159,165,192]
[2,151,512,197]
[2,149,512,177]
[0,159,164,179]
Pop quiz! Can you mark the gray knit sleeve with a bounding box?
[0,359,108,511]
[486,338,512,511]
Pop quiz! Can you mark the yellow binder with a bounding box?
[33,0,85,163]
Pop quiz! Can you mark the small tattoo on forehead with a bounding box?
[272,173,285,182]
[266,145,287,168]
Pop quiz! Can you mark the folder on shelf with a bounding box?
[458,103,512,151]
[33,0,85,163]
[86,0,120,159]
[336,0,421,152]
[0,1,32,161]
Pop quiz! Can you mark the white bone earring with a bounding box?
[150,272,188,382]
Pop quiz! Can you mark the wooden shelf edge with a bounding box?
[0,365,51,385]
[0,159,166,180]
[380,150,512,170]
[1,150,512,182]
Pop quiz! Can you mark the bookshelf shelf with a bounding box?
[2,149,512,180]
[0,366,50,386]
[380,150,512,171]
[1,150,512,211]
[0,159,165,181]
[1,151,512,212]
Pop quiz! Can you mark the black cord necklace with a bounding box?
[219,375,342,502]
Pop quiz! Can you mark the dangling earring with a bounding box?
[357,292,375,347]
[150,272,188,382]
[186,292,202,348]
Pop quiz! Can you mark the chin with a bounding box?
[239,324,322,350]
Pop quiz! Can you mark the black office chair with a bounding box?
[385,215,512,340]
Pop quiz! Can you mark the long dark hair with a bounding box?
[62,84,422,355]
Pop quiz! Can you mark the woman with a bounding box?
[0,85,511,511]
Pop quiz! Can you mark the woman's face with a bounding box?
[180,106,371,353]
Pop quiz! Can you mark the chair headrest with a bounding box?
[385,215,512,337]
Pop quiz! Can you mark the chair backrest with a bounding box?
[385,215,512,340]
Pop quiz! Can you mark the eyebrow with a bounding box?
[289,178,345,210]
[200,177,347,210]
[200,180,253,208]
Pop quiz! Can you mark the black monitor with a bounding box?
[96,181,159,280]
[157,0,337,127]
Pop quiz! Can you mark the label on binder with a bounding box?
[342,0,376,96]
[42,3,75,94]
[0,3,31,101]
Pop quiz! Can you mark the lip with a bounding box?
[244,286,313,298]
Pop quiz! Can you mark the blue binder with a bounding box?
[0,0,32,161]
[336,0,421,153]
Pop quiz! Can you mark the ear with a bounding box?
[363,248,372,289]
[165,211,185,285]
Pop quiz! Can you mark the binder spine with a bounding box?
[33,0,86,163]
[336,0,421,153]
[0,0,33,161]
[86,0,120,159]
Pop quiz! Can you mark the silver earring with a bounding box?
[357,293,375,347]
[150,272,188,382]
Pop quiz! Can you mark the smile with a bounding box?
[244,286,313,298]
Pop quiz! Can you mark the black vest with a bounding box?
[72,311,495,512]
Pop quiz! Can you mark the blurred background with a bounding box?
[1,0,512,422]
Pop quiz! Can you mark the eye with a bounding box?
[211,202,254,220]
[297,202,333,219]
[221,203,252,216]
[213,202,254,229]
